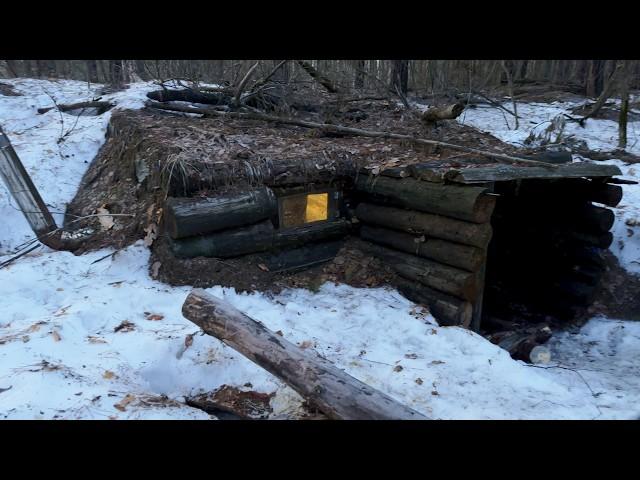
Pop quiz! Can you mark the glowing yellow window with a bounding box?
[280,192,329,228]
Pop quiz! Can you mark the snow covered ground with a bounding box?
[458,97,640,276]
[1,79,639,420]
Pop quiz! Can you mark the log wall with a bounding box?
[354,172,497,328]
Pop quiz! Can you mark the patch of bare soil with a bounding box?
[151,235,397,294]
[588,251,640,321]
[186,385,275,419]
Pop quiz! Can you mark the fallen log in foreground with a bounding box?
[182,289,428,420]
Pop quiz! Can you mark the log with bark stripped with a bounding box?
[181,289,428,420]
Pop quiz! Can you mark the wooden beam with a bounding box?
[181,289,428,420]
[0,127,60,248]
[447,162,623,184]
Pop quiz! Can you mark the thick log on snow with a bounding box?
[358,241,478,301]
[165,187,278,239]
[170,219,350,258]
[37,100,114,115]
[355,175,495,224]
[395,278,473,327]
[359,224,484,272]
[355,203,493,249]
[181,289,427,420]
[0,127,61,248]
[421,103,465,123]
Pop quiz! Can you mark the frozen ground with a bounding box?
[1,80,639,420]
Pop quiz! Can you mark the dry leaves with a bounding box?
[96,205,115,231]
[102,370,116,380]
[144,312,164,321]
[298,340,314,349]
[114,394,136,412]
[257,263,269,272]
[51,330,62,342]
[114,320,135,333]
[87,336,107,344]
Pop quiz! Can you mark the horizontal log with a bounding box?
[37,100,114,115]
[524,151,573,164]
[165,187,278,239]
[181,289,428,420]
[171,219,350,259]
[447,162,623,184]
[395,278,473,327]
[512,178,623,208]
[355,203,493,248]
[355,175,495,223]
[359,224,484,272]
[492,201,615,234]
[358,241,478,301]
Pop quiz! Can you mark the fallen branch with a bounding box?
[37,100,114,115]
[233,61,260,107]
[181,289,428,420]
[146,100,559,169]
[296,60,341,93]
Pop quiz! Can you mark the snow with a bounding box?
[456,97,640,276]
[458,98,640,155]
[0,79,157,255]
[1,80,640,420]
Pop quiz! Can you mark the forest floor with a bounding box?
[1,79,639,419]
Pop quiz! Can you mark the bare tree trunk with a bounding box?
[618,62,629,150]
[86,60,99,83]
[354,59,365,89]
[134,60,151,81]
[391,60,409,94]
[501,60,519,129]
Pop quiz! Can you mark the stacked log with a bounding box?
[354,173,496,329]
[355,175,495,223]
[171,218,350,259]
[165,187,278,239]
